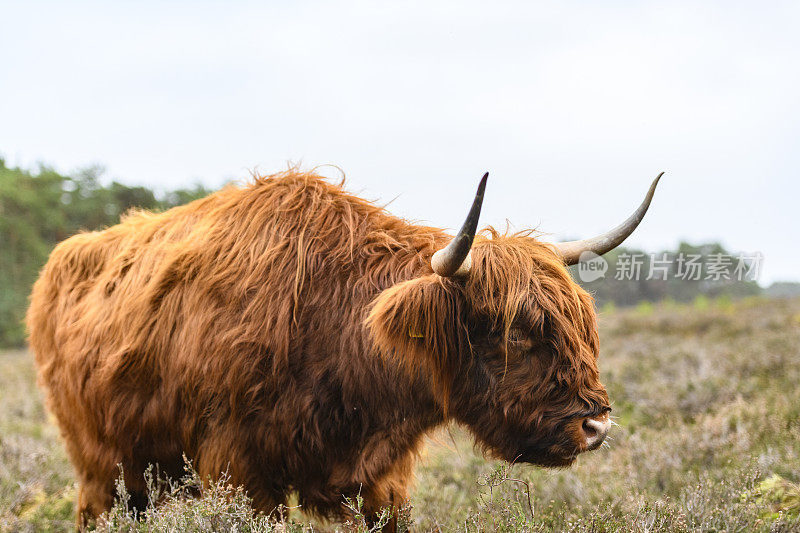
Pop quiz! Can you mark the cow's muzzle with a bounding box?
[581,415,611,450]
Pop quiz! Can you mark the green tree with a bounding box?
[0,160,211,347]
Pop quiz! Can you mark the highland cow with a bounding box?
[27,169,662,528]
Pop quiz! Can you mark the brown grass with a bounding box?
[2,296,800,531]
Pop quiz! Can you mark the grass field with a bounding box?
[2,297,800,532]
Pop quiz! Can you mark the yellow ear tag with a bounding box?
[408,328,424,339]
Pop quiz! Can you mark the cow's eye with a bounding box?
[507,327,529,344]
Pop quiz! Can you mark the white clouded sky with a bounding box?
[1,1,798,283]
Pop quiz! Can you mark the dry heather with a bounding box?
[2,296,799,532]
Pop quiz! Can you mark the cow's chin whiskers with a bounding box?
[529,452,578,468]
[499,441,581,468]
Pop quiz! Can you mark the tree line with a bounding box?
[0,160,211,346]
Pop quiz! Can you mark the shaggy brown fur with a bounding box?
[27,170,610,529]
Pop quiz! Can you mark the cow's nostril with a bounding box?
[582,417,611,450]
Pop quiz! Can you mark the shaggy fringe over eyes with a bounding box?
[467,229,603,404]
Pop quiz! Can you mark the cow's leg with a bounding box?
[360,481,410,533]
[194,434,289,517]
[359,456,414,533]
[76,478,114,530]
[75,457,154,530]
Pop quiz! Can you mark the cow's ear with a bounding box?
[366,275,468,402]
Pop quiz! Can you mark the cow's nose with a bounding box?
[581,416,611,450]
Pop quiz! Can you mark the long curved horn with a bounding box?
[431,172,488,277]
[556,172,664,266]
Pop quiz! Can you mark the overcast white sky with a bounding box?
[1,1,798,283]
